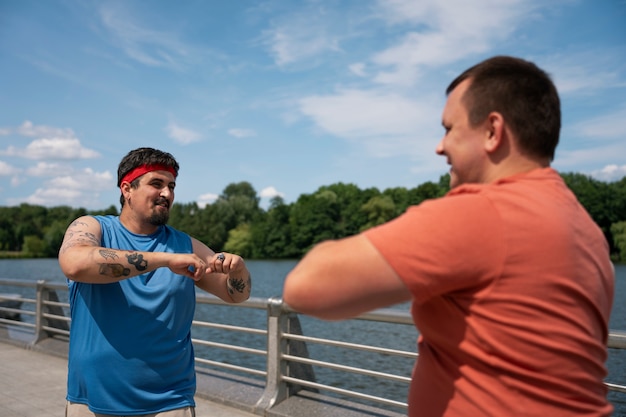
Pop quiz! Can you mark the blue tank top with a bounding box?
[66,215,197,414]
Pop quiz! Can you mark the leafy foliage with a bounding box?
[1,173,625,261]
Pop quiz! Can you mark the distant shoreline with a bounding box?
[0,252,38,260]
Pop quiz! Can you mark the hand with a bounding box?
[209,252,246,275]
[168,253,208,281]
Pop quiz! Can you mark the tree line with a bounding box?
[1,172,625,262]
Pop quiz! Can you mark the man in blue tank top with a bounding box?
[59,147,252,417]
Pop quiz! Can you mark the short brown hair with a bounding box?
[117,147,179,207]
[447,56,561,160]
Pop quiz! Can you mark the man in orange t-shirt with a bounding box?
[283,56,614,416]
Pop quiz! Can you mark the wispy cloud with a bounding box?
[570,106,626,139]
[166,122,201,145]
[544,48,626,95]
[261,5,343,68]
[0,160,20,176]
[228,128,256,138]
[98,3,193,70]
[0,120,74,139]
[370,0,537,86]
[299,88,440,157]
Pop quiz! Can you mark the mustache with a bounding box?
[155,198,170,208]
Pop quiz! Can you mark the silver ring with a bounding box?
[217,253,225,262]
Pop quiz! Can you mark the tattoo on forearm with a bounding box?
[227,276,250,295]
[126,252,148,271]
[99,249,118,260]
[99,263,131,277]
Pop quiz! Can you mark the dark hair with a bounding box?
[117,147,179,207]
[446,56,561,160]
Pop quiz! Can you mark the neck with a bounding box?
[119,208,159,235]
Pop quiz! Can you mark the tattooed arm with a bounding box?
[58,216,211,283]
[191,237,251,303]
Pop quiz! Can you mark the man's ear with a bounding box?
[120,181,132,199]
[484,112,504,153]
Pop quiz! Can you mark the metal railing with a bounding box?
[1,278,625,415]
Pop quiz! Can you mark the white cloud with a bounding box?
[1,137,100,160]
[16,120,76,139]
[370,0,532,86]
[197,192,218,209]
[259,186,284,199]
[590,164,626,182]
[26,162,72,177]
[8,168,113,207]
[166,122,201,145]
[0,160,20,176]
[299,88,440,157]
[47,168,112,190]
[228,128,256,138]
[349,63,367,77]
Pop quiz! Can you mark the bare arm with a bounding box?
[283,234,411,320]
[58,216,213,283]
[192,237,251,304]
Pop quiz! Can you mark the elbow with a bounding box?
[58,257,79,281]
[283,277,323,317]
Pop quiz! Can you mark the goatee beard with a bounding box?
[149,211,169,226]
[150,199,170,225]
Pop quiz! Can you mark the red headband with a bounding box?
[120,164,177,187]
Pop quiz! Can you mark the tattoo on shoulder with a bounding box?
[126,252,148,271]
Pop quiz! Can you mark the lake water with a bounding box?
[0,259,625,414]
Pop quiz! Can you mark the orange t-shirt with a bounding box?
[365,168,614,417]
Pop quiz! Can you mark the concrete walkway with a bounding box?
[0,342,259,417]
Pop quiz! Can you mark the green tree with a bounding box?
[611,221,626,263]
[562,172,617,252]
[43,220,68,257]
[361,195,396,231]
[250,196,295,259]
[224,223,253,258]
[23,235,46,257]
[289,191,341,256]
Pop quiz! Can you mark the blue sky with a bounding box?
[1,0,625,210]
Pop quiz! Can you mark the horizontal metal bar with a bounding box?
[42,313,70,322]
[192,320,266,336]
[192,339,266,356]
[41,326,70,336]
[606,382,626,393]
[284,332,417,359]
[281,375,408,410]
[42,300,67,308]
[282,353,411,383]
[195,358,266,377]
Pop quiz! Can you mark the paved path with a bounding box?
[0,342,259,417]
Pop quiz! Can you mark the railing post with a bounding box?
[31,280,46,345]
[254,296,289,413]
